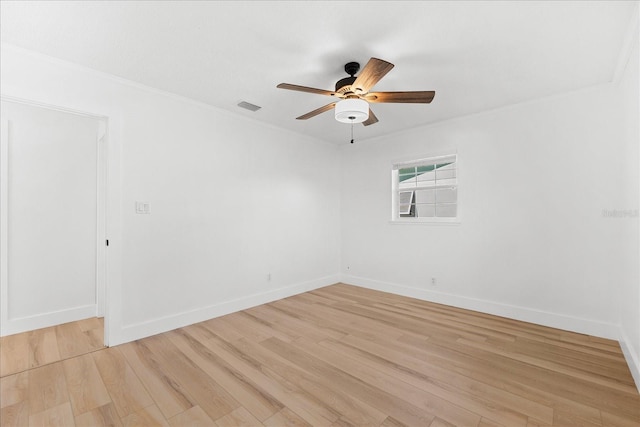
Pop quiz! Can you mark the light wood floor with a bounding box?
[0,317,105,378]
[1,284,639,427]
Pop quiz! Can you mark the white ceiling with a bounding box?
[0,1,636,145]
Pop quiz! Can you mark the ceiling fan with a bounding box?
[277,57,435,126]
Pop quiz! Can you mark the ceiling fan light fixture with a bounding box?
[277,58,434,125]
[335,99,369,123]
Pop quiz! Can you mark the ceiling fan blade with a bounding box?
[352,58,394,94]
[362,108,378,126]
[296,102,337,120]
[277,83,338,97]
[365,91,435,103]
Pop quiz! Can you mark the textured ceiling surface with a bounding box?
[0,1,636,144]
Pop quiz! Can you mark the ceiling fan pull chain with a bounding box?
[350,122,354,144]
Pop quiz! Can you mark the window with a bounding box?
[392,154,458,222]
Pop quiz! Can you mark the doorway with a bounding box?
[0,98,107,343]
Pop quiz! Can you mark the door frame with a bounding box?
[0,96,109,343]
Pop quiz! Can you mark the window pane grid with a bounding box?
[393,155,456,170]
[394,155,457,220]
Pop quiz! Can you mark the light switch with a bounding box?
[135,201,150,214]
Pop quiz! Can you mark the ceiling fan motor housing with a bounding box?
[335,76,357,94]
[335,61,361,94]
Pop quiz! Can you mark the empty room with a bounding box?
[1,1,639,426]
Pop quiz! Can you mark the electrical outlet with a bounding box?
[431,277,437,286]
[135,201,150,214]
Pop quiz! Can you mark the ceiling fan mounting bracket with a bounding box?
[344,61,360,76]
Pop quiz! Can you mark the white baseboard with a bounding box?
[619,327,640,393]
[0,304,97,337]
[113,274,340,346]
[341,275,621,340]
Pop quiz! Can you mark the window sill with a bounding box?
[389,218,461,226]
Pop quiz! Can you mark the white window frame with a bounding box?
[398,190,414,215]
[391,153,460,224]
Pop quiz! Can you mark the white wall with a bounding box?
[341,80,635,340]
[617,7,640,389]
[0,44,341,345]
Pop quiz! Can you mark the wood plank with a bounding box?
[74,403,123,427]
[323,286,531,336]
[0,371,28,409]
[477,417,504,427]
[28,362,69,415]
[601,410,640,427]
[246,304,345,342]
[505,336,633,381]
[329,333,553,424]
[28,401,75,427]
[76,317,103,332]
[84,327,105,351]
[458,337,638,394]
[274,336,479,427]
[237,337,389,426]
[55,322,98,359]
[269,300,351,339]
[429,418,456,427]
[381,416,409,427]
[215,406,264,426]
[121,404,170,427]
[242,306,300,342]
[263,407,312,427]
[328,285,620,357]
[168,405,215,427]
[294,291,344,306]
[0,401,29,427]
[62,353,111,416]
[397,330,639,421]
[0,332,29,377]
[166,328,283,421]
[195,334,341,426]
[273,298,405,343]
[118,340,195,420]
[314,337,530,426]
[199,317,246,343]
[138,333,239,421]
[552,406,602,427]
[28,326,61,369]
[210,314,273,343]
[92,346,154,418]
[246,337,435,426]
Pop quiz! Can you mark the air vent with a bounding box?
[237,101,261,112]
